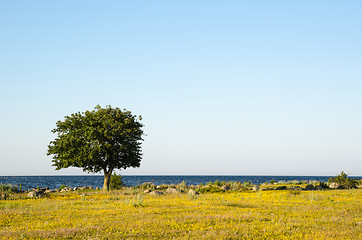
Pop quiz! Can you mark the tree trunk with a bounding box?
[103,172,112,191]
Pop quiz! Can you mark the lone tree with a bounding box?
[47,105,144,191]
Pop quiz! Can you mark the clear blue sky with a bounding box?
[1,1,361,176]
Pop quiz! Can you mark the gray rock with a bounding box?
[252,186,259,191]
[44,190,56,194]
[188,189,200,195]
[149,191,164,196]
[143,189,151,193]
[60,187,71,192]
[28,191,43,198]
[27,191,36,198]
[166,188,178,194]
[329,182,340,189]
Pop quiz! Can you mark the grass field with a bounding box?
[1,189,361,239]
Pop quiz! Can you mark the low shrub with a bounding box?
[328,171,359,189]
[206,181,213,186]
[110,173,125,190]
[228,181,242,191]
[213,180,222,187]
[198,185,225,193]
[318,182,328,189]
[0,184,18,193]
[243,181,252,187]
[288,180,301,185]
[139,182,155,190]
[178,181,187,192]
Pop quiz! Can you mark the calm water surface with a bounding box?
[2,175,361,190]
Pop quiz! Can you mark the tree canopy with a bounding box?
[47,105,144,191]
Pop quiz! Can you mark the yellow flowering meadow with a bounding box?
[1,189,361,239]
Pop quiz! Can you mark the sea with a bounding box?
[1,175,361,190]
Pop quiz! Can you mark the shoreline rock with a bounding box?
[166,187,178,194]
[188,189,199,195]
[329,182,340,189]
[28,190,44,198]
[149,191,164,196]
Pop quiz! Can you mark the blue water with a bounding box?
[1,175,361,190]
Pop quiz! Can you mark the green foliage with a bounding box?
[318,182,328,189]
[270,179,276,184]
[206,181,213,186]
[198,185,225,193]
[0,184,18,193]
[109,173,125,190]
[139,182,155,190]
[178,181,187,192]
[243,181,252,187]
[47,105,144,191]
[328,171,347,184]
[228,181,242,191]
[328,171,359,189]
[213,180,222,187]
[59,185,68,190]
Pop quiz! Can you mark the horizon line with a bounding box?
[1,174,362,177]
